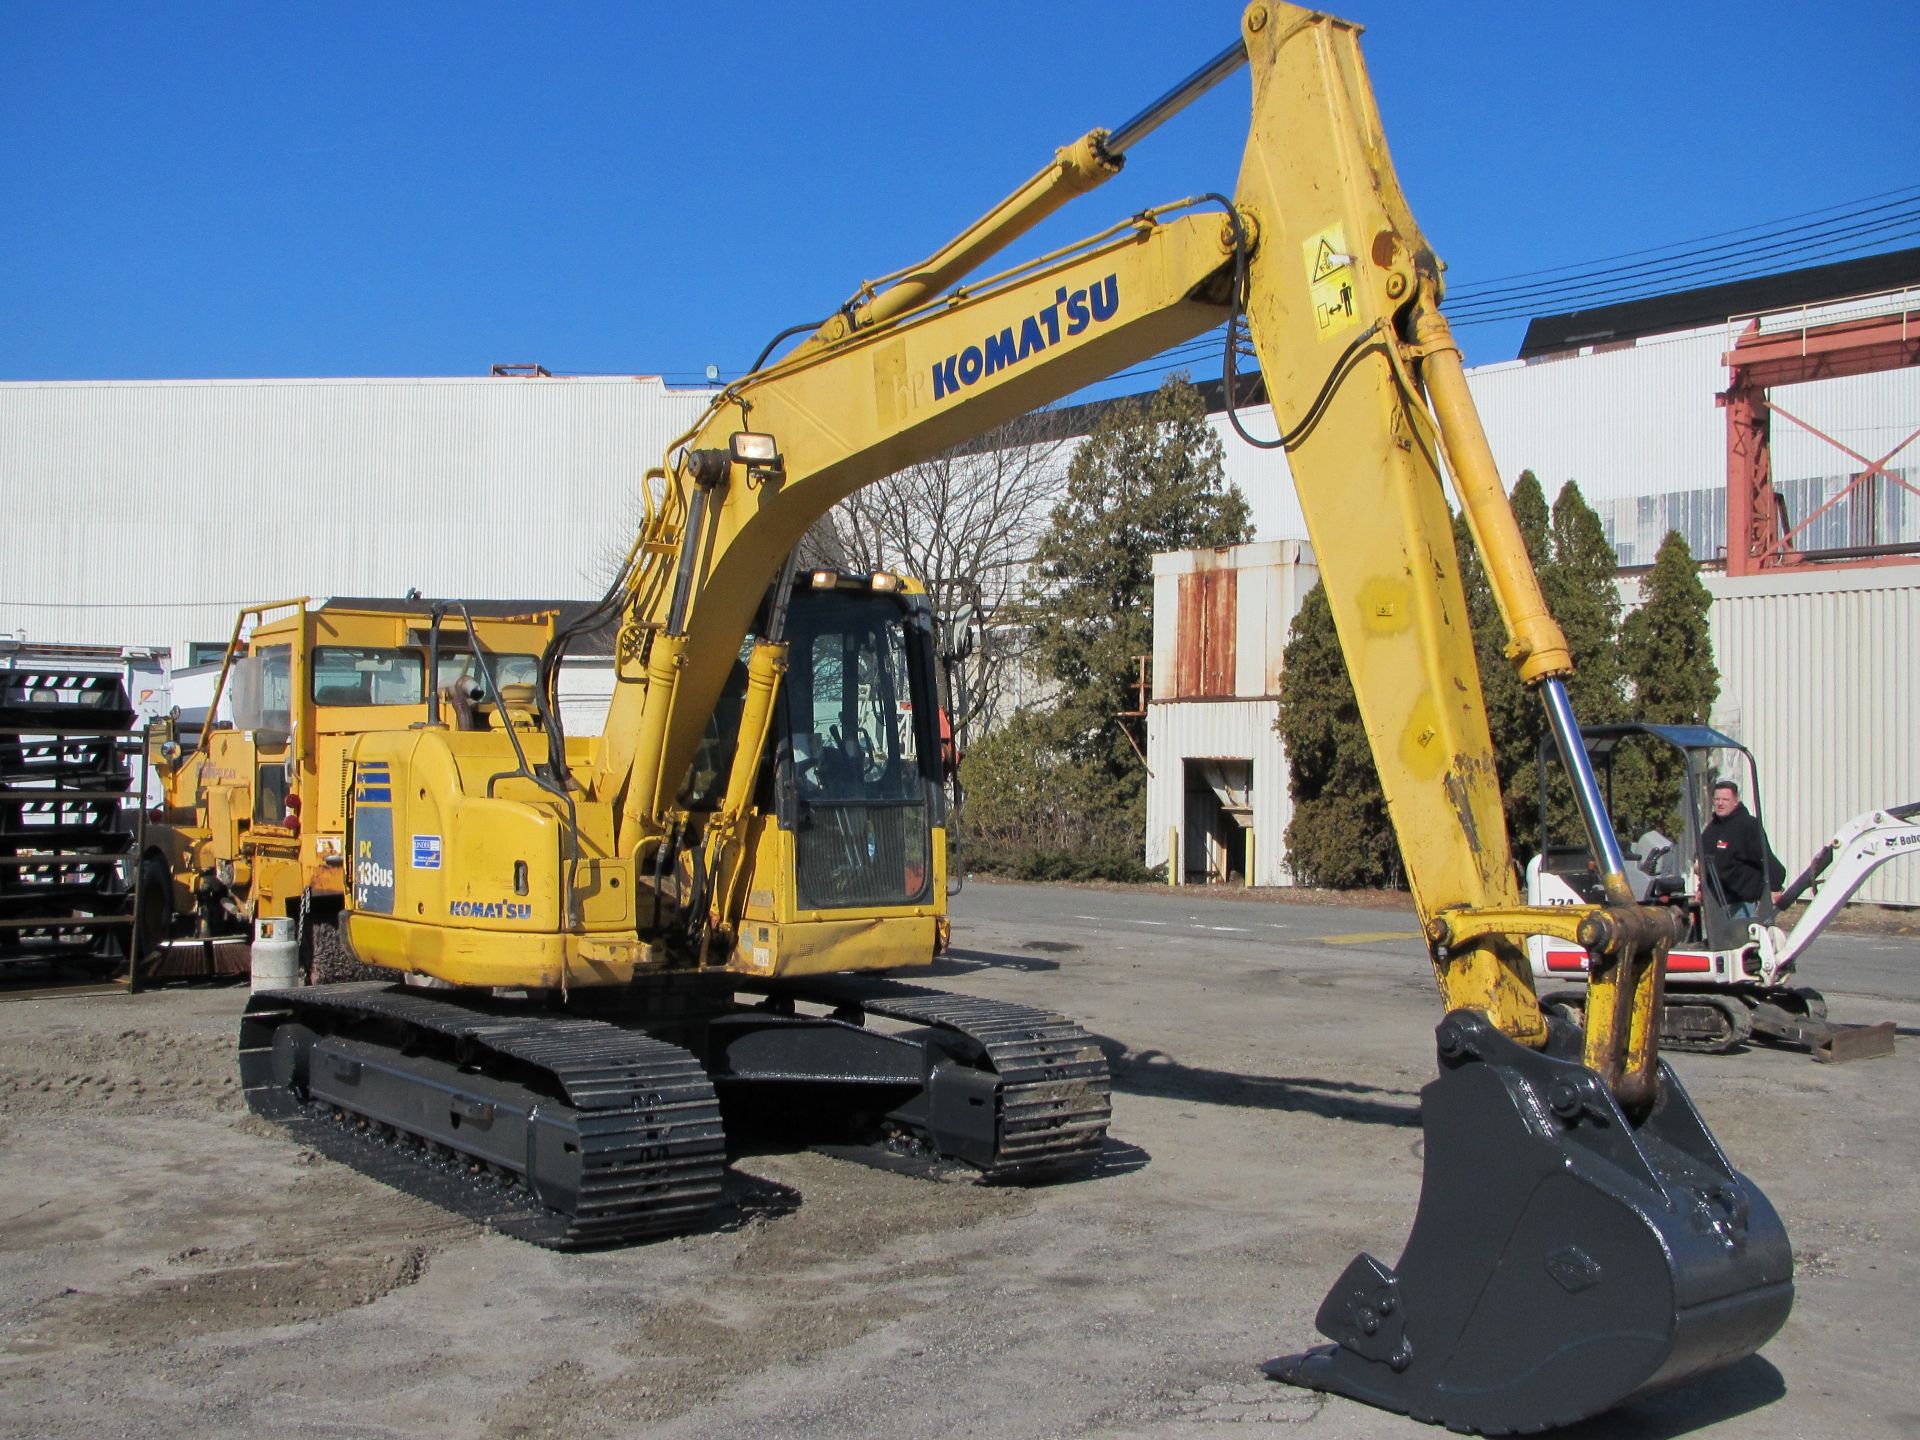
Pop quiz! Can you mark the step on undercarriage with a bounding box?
[240,976,1111,1246]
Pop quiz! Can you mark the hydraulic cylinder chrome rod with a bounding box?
[1106,39,1249,155]
[1540,677,1632,899]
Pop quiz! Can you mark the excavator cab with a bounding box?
[668,570,946,945]
[776,576,943,909]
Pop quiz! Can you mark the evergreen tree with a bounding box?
[1278,470,1644,885]
[1026,374,1252,837]
[1621,530,1718,724]
[1547,481,1625,720]
[1613,530,1719,839]
[1274,581,1399,887]
[1511,470,1551,566]
[1532,482,1630,847]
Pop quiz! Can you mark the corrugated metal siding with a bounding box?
[555,657,617,738]
[1153,546,1916,907]
[1208,328,1916,562]
[0,375,715,656]
[1705,566,1920,906]
[1765,368,1920,553]
[1144,698,1293,886]
[1466,330,1730,509]
[1459,327,1918,567]
[1151,541,1315,703]
[1209,411,1307,541]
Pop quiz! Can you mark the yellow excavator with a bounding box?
[239,6,1793,1431]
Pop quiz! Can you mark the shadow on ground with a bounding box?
[1096,1035,1422,1128]
[1089,1136,1151,1178]
[714,1172,805,1229]
[920,946,1063,977]
[1552,1354,1786,1439]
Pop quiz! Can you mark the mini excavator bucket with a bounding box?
[1268,1010,1793,1434]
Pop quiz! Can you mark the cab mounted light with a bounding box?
[869,573,901,592]
[810,570,840,589]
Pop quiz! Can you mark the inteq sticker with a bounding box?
[412,834,443,870]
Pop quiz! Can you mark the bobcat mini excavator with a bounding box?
[240,6,1794,1431]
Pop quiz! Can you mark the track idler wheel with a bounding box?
[1267,1011,1793,1434]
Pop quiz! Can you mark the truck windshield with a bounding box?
[312,647,427,706]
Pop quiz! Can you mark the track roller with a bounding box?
[1268,1010,1793,1435]
[1661,992,1754,1053]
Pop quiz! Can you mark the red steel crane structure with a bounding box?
[1721,290,1920,576]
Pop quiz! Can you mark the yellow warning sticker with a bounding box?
[1303,223,1361,339]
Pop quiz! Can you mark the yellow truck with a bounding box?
[141,598,557,979]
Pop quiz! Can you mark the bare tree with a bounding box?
[817,407,1078,741]
[586,408,1081,745]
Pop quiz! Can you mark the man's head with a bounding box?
[1711,780,1740,818]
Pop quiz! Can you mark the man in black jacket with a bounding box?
[1701,780,1784,919]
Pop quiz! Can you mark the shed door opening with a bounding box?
[1183,758,1252,884]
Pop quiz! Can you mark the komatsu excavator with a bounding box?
[239,6,1794,1431]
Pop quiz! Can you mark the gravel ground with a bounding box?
[1,882,1915,1439]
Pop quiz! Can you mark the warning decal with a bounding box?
[1311,237,1345,281]
[1303,224,1361,339]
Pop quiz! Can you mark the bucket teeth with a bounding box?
[1268,1011,1794,1435]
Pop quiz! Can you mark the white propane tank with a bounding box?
[250,915,302,992]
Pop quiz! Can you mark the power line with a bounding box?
[652,183,1920,381]
[1445,205,1920,318]
[1446,182,1920,298]
[1447,225,1920,327]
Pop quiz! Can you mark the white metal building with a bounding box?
[3,258,1913,902]
[0,373,717,661]
[1469,298,1920,567]
[1696,564,1919,906]
[1145,544,1920,905]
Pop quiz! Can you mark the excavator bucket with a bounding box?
[1268,1011,1793,1434]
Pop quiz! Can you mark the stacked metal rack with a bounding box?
[0,669,143,992]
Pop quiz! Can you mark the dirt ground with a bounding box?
[2,884,1917,1440]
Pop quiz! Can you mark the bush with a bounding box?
[955,712,1155,882]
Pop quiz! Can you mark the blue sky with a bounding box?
[5,2,1916,388]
